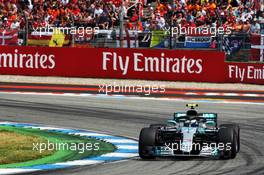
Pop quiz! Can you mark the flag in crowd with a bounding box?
[222,36,243,55]
[0,30,18,45]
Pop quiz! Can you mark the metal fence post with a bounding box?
[2,30,6,45]
[169,11,173,49]
[71,15,75,47]
[24,12,28,46]
[219,34,223,52]
[119,1,124,48]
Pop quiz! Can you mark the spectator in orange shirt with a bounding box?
[156,1,167,17]
[234,20,243,32]
[209,1,216,10]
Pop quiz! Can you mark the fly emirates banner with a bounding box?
[0,46,263,84]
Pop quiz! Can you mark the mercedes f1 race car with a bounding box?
[139,104,240,159]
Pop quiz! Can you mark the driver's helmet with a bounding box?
[186,110,198,116]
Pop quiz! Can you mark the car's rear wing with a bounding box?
[173,112,218,126]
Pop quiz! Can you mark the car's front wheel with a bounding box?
[139,127,157,159]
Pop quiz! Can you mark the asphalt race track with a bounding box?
[0,93,263,175]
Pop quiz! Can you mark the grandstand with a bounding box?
[0,0,263,61]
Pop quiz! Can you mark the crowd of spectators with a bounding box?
[0,0,263,35]
[0,0,121,30]
[140,0,264,34]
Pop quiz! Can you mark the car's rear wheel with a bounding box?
[219,125,238,159]
[139,127,157,159]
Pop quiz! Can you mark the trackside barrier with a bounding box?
[251,34,264,62]
[0,46,263,84]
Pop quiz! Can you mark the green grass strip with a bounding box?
[0,125,116,168]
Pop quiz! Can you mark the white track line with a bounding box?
[104,139,138,144]
[55,160,103,166]
[204,93,221,96]
[116,145,138,150]
[72,132,111,137]
[0,169,40,175]
[101,153,139,158]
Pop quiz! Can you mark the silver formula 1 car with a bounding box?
[139,104,240,159]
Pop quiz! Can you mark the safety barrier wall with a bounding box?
[0,46,263,84]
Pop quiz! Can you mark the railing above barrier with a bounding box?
[0,28,263,62]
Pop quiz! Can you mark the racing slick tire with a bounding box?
[220,124,240,152]
[219,126,238,159]
[139,127,157,159]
